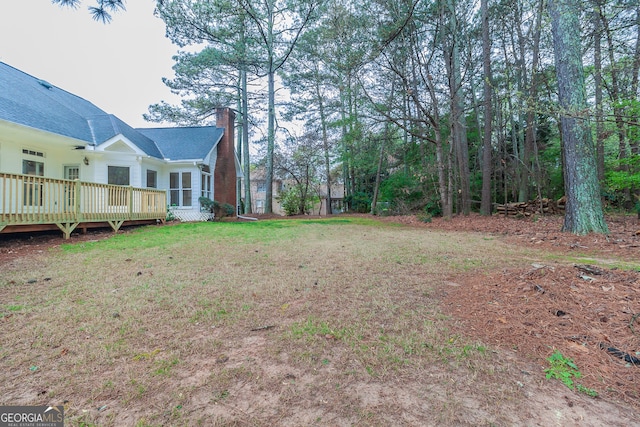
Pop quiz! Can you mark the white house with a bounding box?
[0,61,241,236]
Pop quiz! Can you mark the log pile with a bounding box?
[496,196,566,216]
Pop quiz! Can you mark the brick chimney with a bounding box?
[214,107,237,212]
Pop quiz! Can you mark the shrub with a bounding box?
[423,196,442,217]
[166,204,177,222]
[345,192,371,213]
[378,173,425,215]
[277,186,314,216]
[199,197,215,213]
[199,197,235,220]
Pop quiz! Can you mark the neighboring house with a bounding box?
[315,182,345,215]
[246,167,344,216]
[0,62,240,236]
[247,168,286,215]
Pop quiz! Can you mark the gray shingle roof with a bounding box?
[136,127,223,161]
[0,62,105,143]
[0,61,222,161]
[101,115,164,158]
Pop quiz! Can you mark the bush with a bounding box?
[423,196,442,217]
[219,202,235,217]
[378,173,425,214]
[199,197,235,220]
[199,197,215,213]
[345,192,371,213]
[277,186,314,216]
[166,204,177,222]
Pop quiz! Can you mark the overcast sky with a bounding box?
[0,0,180,128]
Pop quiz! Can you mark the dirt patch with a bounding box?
[0,228,119,267]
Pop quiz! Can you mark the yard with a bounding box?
[1,215,639,426]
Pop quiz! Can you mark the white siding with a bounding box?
[0,134,90,180]
[92,151,143,187]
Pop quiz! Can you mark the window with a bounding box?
[146,170,157,188]
[201,171,211,200]
[257,181,266,192]
[23,159,44,176]
[22,159,44,206]
[108,166,130,205]
[255,199,264,214]
[22,149,44,158]
[64,166,79,181]
[170,172,192,207]
[108,166,130,186]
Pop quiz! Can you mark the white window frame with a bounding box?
[201,171,211,200]
[170,171,192,207]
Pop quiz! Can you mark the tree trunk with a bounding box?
[315,69,332,215]
[514,3,531,203]
[427,77,451,218]
[444,0,470,215]
[371,136,385,215]
[630,5,640,157]
[265,67,275,214]
[547,0,608,234]
[597,1,630,205]
[480,0,492,216]
[236,74,243,214]
[339,85,351,208]
[242,67,252,214]
[593,3,605,182]
[524,0,544,200]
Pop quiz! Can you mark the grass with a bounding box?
[0,217,567,426]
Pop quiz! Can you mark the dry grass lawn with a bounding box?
[1,218,638,426]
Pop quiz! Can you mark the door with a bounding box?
[64,165,80,212]
[23,159,44,206]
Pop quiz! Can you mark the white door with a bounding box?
[64,166,80,212]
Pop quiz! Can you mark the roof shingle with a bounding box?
[0,61,222,161]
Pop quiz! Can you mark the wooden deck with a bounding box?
[0,173,167,238]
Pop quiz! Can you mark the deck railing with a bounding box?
[0,172,166,237]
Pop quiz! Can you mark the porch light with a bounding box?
[83,157,89,165]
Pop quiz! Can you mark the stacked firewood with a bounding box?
[496,196,566,216]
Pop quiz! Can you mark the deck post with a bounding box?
[107,219,125,233]
[55,222,79,239]
[75,180,83,222]
[129,186,133,219]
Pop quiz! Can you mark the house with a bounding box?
[0,61,240,237]
[315,182,345,215]
[246,167,344,216]
[247,168,286,215]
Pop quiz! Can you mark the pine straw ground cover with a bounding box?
[0,216,639,426]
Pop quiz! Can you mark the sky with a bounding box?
[0,0,180,128]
